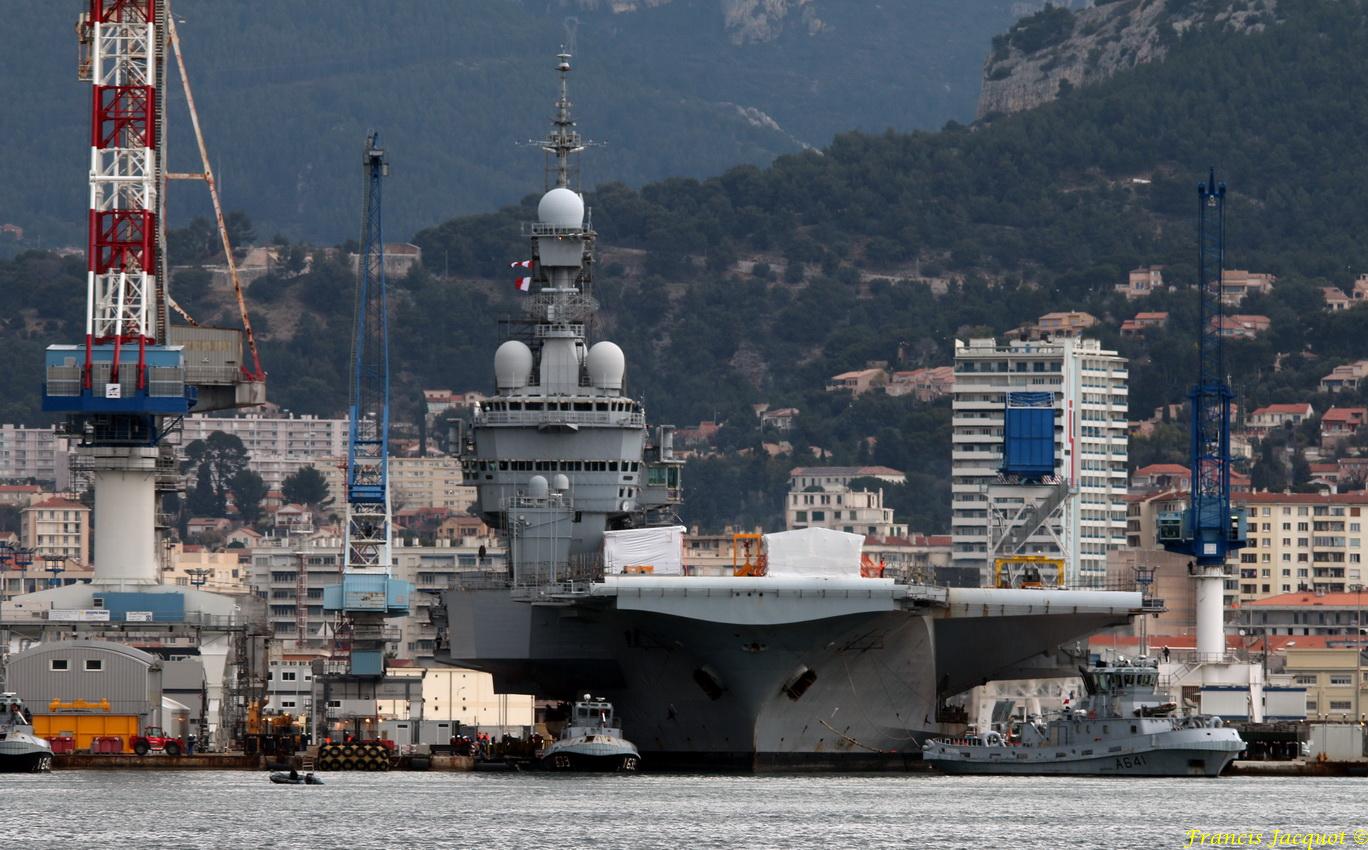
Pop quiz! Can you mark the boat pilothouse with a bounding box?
[0,693,53,774]
[922,659,1245,777]
[457,51,683,579]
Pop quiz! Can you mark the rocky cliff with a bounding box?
[976,0,1276,120]
[568,0,823,43]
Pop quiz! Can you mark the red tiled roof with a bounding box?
[1322,407,1367,423]
[1135,463,1189,476]
[1235,492,1368,505]
[1251,403,1312,416]
[25,497,87,510]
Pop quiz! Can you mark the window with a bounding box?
[1331,701,1353,711]
[280,671,297,682]
[1330,675,1353,686]
[84,659,103,672]
[50,659,69,671]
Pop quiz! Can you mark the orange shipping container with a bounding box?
[32,714,139,752]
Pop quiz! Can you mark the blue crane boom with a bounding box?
[1158,170,1249,565]
[322,132,410,678]
[346,133,392,560]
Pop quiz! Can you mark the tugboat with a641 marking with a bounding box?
[922,659,1245,777]
[542,697,641,772]
[0,693,53,773]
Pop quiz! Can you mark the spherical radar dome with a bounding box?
[494,340,534,390]
[586,340,626,390]
[538,187,584,229]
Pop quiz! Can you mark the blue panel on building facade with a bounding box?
[1002,393,1055,479]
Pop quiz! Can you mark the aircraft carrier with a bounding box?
[432,53,1149,771]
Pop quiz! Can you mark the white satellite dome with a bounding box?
[585,341,626,390]
[551,474,570,492]
[538,187,584,229]
[528,475,549,499]
[493,340,533,390]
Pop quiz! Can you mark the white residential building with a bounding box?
[951,337,1129,586]
[0,424,74,490]
[323,455,474,513]
[248,532,505,663]
[786,486,907,538]
[181,413,349,461]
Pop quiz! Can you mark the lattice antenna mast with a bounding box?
[541,52,585,190]
[344,133,392,573]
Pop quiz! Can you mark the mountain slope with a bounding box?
[9,0,1368,531]
[0,0,1022,246]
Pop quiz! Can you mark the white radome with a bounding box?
[494,339,534,389]
[585,340,626,390]
[538,187,585,229]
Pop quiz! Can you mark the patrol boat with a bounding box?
[0,693,53,773]
[541,696,641,772]
[922,660,1245,776]
[433,52,1152,771]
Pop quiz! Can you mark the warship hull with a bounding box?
[0,741,53,773]
[437,581,1141,771]
[924,748,1237,777]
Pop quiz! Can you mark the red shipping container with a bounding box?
[93,736,123,754]
[48,736,75,755]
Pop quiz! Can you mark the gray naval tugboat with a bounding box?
[922,659,1245,776]
[0,693,53,773]
[542,696,641,772]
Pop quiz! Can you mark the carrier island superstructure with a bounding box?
[434,53,1151,770]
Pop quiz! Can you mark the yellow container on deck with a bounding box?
[33,714,139,752]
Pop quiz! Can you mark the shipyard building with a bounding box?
[951,337,1129,586]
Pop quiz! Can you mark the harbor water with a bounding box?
[4,771,1368,848]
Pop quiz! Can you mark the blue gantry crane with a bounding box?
[1158,169,1248,661]
[322,133,411,678]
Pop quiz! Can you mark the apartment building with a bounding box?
[21,496,90,565]
[951,337,1129,585]
[248,532,505,663]
[1233,493,1368,600]
[786,486,907,538]
[181,413,349,460]
[0,425,73,490]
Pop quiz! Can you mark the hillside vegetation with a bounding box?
[7,0,1368,532]
[0,0,1021,247]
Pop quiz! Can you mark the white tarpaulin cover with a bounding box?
[763,527,864,578]
[603,525,686,575]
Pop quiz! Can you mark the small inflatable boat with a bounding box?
[269,771,324,785]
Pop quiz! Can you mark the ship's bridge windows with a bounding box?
[499,461,509,471]
[596,403,608,411]
[535,461,554,471]
[575,402,592,411]
[509,402,523,410]
[609,461,619,471]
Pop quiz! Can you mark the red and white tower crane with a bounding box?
[82,0,161,390]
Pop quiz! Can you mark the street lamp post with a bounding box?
[1354,583,1364,724]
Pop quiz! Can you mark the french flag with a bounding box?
[511,259,534,292]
